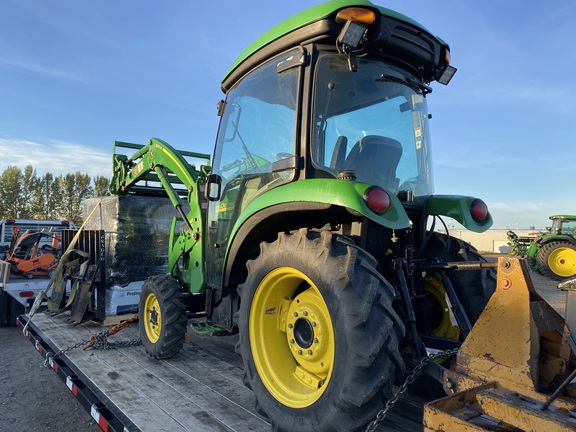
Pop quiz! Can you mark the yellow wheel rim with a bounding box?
[249,267,334,408]
[423,274,460,341]
[548,247,576,278]
[143,292,162,343]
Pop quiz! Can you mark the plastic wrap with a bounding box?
[83,195,176,287]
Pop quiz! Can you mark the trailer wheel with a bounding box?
[8,297,25,326]
[139,275,187,359]
[425,232,496,325]
[0,291,25,327]
[236,229,405,432]
[0,291,9,327]
[537,241,576,280]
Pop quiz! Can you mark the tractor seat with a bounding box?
[344,135,403,190]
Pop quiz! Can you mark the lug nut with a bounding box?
[303,311,308,316]
[307,350,313,355]
[297,350,302,355]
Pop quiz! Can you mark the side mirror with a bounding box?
[206,173,222,202]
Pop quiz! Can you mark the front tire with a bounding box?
[537,241,576,280]
[236,229,405,432]
[139,274,187,359]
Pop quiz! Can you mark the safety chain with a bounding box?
[43,315,142,367]
[364,348,459,432]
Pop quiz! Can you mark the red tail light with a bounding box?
[363,186,391,215]
[470,199,489,222]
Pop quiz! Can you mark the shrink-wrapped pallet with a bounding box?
[83,195,176,287]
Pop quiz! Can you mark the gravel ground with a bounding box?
[0,325,101,432]
[0,257,569,432]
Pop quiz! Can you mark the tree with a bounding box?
[59,172,93,223]
[0,166,23,218]
[93,175,110,197]
[20,165,39,218]
[33,172,60,219]
[0,165,110,223]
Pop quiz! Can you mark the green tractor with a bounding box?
[110,1,496,430]
[524,215,576,280]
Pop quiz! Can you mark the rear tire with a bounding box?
[139,275,187,359]
[236,229,405,432]
[424,232,496,325]
[536,241,576,280]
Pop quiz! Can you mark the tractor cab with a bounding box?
[548,215,576,235]
[204,1,481,287]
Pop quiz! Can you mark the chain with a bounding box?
[364,348,459,432]
[89,333,142,350]
[43,316,142,367]
[44,331,103,366]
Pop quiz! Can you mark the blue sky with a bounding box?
[1,0,574,230]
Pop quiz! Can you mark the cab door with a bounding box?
[205,49,302,287]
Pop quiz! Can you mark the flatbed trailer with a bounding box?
[17,313,425,432]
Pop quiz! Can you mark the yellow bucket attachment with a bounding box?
[424,257,576,431]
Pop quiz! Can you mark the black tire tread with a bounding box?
[139,274,187,359]
[236,229,405,432]
[536,241,576,281]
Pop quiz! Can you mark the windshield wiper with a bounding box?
[376,74,432,95]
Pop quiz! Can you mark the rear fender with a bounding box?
[538,235,576,246]
[233,179,411,234]
[426,195,493,233]
[222,179,410,287]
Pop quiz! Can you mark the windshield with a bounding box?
[552,218,576,234]
[311,54,434,197]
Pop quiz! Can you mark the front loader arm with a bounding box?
[109,138,211,292]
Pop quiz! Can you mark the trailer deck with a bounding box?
[18,313,425,432]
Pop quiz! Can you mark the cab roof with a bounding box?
[222,0,437,88]
[550,215,576,220]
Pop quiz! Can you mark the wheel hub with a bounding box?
[149,307,159,326]
[549,247,576,277]
[423,273,460,341]
[248,267,335,407]
[143,292,162,343]
[293,318,314,348]
[285,289,332,375]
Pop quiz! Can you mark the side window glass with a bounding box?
[206,49,300,287]
[214,56,298,201]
